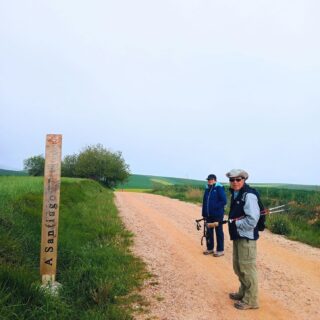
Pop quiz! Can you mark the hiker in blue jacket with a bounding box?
[202,174,227,257]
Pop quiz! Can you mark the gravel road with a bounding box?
[115,192,320,320]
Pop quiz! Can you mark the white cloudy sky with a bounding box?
[1,0,319,184]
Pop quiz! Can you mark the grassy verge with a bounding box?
[151,184,320,248]
[115,188,152,193]
[258,187,320,247]
[0,176,148,320]
[151,185,203,204]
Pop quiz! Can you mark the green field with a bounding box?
[1,171,319,320]
[250,183,320,192]
[0,176,147,319]
[118,174,205,189]
[0,168,27,176]
[117,174,320,192]
[4,169,319,192]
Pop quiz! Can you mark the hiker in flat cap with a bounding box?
[225,168,260,310]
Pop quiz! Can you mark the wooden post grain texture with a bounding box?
[40,134,62,284]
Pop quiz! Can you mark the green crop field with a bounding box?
[117,174,204,190]
[250,183,320,192]
[0,176,148,319]
[117,174,320,192]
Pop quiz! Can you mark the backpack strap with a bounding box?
[242,189,264,211]
[241,192,248,203]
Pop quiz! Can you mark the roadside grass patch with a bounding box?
[0,176,147,319]
[267,214,292,236]
[185,188,203,202]
[115,188,152,193]
[152,185,203,204]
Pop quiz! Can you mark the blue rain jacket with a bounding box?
[202,182,227,221]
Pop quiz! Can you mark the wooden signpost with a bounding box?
[40,134,62,286]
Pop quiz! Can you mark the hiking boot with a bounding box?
[203,249,213,255]
[213,251,224,257]
[229,292,243,300]
[234,300,259,310]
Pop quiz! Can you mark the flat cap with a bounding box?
[225,169,249,180]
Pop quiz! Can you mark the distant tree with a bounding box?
[23,155,45,176]
[75,144,130,187]
[61,154,78,177]
[24,144,130,187]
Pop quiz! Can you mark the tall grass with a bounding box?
[0,177,147,319]
[255,186,320,246]
[151,184,204,204]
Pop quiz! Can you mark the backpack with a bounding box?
[242,188,266,232]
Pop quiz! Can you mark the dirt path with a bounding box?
[115,192,320,320]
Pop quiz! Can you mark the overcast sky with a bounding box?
[1,0,319,184]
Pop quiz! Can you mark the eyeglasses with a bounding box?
[229,177,243,182]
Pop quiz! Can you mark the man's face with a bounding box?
[207,179,215,185]
[229,176,245,191]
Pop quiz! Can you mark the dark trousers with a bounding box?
[206,217,224,252]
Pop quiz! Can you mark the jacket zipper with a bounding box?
[207,186,214,215]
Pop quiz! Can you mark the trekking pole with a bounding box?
[261,204,288,214]
[218,204,290,225]
[195,218,205,231]
[195,218,207,245]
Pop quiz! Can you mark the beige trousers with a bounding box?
[233,239,259,306]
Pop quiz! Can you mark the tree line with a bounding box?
[23,144,130,188]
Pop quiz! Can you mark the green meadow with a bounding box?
[117,174,204,190]
[0,176,147,319]
[0,168,27,176]
[118,174,320,192]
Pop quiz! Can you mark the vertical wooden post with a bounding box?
[40,134,62,285]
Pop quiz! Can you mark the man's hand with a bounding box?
[207,222,219,228]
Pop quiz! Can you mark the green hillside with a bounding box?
[250,183,320,192]
[0,176,147,319]
[118,174,320,192]
[118,174,205,189]
[0,168,27,176]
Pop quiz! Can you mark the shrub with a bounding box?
[61,154,78,177]
[23,155,45,176]
[267,215,292,236]
[75,144,130,188]
[25,144,130,188]
[185,188,202,202]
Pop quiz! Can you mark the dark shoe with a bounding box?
[203,249,213,255]
[234,300,259,310]
[229,292,243,300]
[213,251,224,257]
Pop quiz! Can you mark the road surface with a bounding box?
[115,192,320,320]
